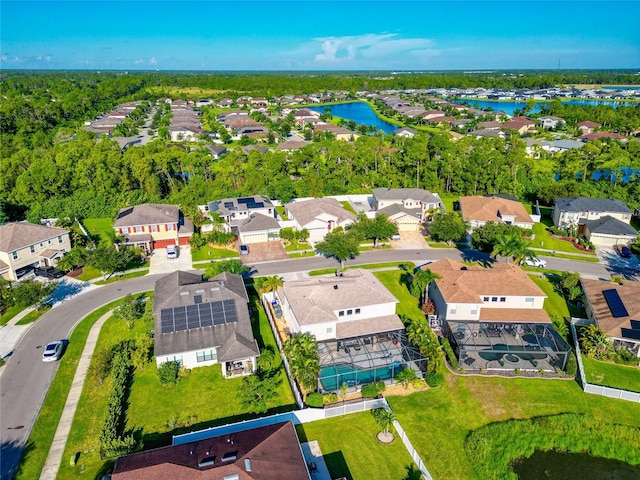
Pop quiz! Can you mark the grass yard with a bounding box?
[529,223,595,255]
[288,251,316,258]
[82,218,114,244]
[581,355,640,392]
[308,262,414,277]
[439,193,458,213]
[75,265,103,282]
[275,206,287,219]
[56,291,294,480]
[284,239,312,252]
[0,305,25,326]
[15,299,131,480]
[388,374,640,480]
[340,201,358,215]
[93,270,149,285]
[296,412,416,480]
[533,251,601,263]
[373,270,423,322]
[528,274,570,321]
[15,307,49,325]
[191,245,239,262]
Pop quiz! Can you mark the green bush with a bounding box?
[306,392,324,408]
[565,352,577,377]
[425,372,444,387]
[361,381,386,398]
[158,360,181,386]
[88,347,114,385]
[441,338,459,369]
[323,393,339,405]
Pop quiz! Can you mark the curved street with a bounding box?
[0,248,614,479]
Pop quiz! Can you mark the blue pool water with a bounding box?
[319,362,399,391]
[308,102,398,134]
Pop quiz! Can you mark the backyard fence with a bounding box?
[570,318,640,403]
[393,419,433,480]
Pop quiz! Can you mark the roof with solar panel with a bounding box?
[152,271,258,359]
[206,195,275,223]
[581,279,640,342]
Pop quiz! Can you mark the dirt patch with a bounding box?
[383,381,429,397]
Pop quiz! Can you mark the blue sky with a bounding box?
[1,1,639,70]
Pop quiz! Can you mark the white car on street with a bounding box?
[523,257,546,268]
[42,340,64,362]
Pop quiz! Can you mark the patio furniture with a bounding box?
[464,357,476,366]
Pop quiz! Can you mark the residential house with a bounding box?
[426,259,571,371]
[577,121,600,135]
[0,222,71,281]
[314,124,359,141]
[545,139,585,153]
[580,132,627,142]
[113,204,194,252]
[372,188,443,229]
[112,421,310,480]
[277,140,309,151]
[237,213,281,245]
[169,125,202,142]
[581,279,640,353]
[275,269,416,392]
[417,110,446,121]
[242,145,269,155]
[206,145,228,160]
[152,271,259,374]
[502,116,536,135]
[552,197,633,239]
[467,128,506,140]
[393,127,417,138]
[206,196,276,230]
[538,116,565,129]
[285,198,357,244]
[580,216,637,246]
[476,121,502,130]
[459,195,535,230]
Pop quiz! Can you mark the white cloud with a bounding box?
[149,56,158,65]
[1,55,8,62]
[134,59,144,65]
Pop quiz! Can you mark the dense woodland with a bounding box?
[1,71,639,223]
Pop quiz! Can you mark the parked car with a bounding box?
[166,245,178,259]
[522,257,547,268]
[391,233,401,240]
[616,244,632,258]
[42,340,64,362]
[239,244,249,255]
[34,266,64,279]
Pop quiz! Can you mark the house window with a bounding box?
[167,224,175,231]
[30,245,36,254]
[525,297,534,304]
[483,297,489,302]
[491,297,498,302]
[12,251,19,260]
[326,327,333,334]
[338,311,345,317]
[57,236,63,244]
[135,226,143,233]
[48,239,52,245]
[500,297,506,303]
[470,307,478,315]
[166,355,183,365]
[40,242,44,248]
[196,349,217,363]
[450,306,457,314]
[151,225,158,232]
[347,309,353,315]
[355,308,361,314]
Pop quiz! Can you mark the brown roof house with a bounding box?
[113,204,194,251]
[112,421,310,480]
[285,198,357,244]
[0,222,72,281]
[275,269,411,392]
[459,195,534,230]
[425,258,571,371]
[152,270,259,374]
[581,279,640,351]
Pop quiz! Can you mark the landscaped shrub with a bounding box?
[361,381,386,398]
[323,393,339,405]
[441,338,459,369]
[306,392,324,408]
[88,347,113,385]
[565,352,577,377]
[424,372,444,387]
[158,360,181,386]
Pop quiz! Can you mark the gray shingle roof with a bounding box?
[114,204,179,227]
[583,216,637,236]
[555,197,632,214]
[372,188,440,205]
[152,271,257,359]
[238,213,280,233]
[286,198,356,228]
[0,222,69,252]
[377,204,421,220]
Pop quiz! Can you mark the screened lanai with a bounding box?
[317,330,427,393]
[444,321,571,371]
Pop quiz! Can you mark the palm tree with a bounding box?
[255,275,283,295]
[283,333,320,398]
[205,259,249,278]
[395,368,417,389]
[410,268,441,304]
[491,231,536,265]
[372,408,396,436]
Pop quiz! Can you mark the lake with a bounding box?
[308,102,398,134]
[452,98,634,116]
[512,449,640,480]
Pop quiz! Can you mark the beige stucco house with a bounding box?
[285,198,357,244]
[372,188,443,230]
[0,222,71,281]
[459,195,534,230]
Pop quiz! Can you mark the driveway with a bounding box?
[596,246,640,281]
[390,231,428,249]
[148,246,193,275]
[239,242,289,263]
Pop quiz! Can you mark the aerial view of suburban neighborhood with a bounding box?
[1,2,640,480]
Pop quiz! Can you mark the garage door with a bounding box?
[178,236,191,246]
[589,234,633,246]
[154,239,176,248]
[241,232,269,244]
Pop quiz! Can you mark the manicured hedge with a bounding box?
[441,337,459,370]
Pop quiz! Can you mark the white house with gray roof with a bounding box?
[372,188,443,229]
[285,198,356,244]
[553,197,633,230]
[277,269,404,342]
[153,271,259,374]
[237,213,281,244]
[206,196,276,229]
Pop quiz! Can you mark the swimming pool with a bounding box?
[319,362,400,391]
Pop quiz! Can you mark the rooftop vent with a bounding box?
[334,285,339,290]
[198,457,215,468]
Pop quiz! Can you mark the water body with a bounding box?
[308,102,398,134]
[512,449,640,480]
[453,99,634,116]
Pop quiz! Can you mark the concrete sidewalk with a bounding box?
[38,310,113,480]
[0,308,36,361]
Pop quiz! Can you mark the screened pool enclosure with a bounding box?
[443,321,571,371]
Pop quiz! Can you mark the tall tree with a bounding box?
[353,213,399,248]
[314,227,360,269]
[429,212,469,245]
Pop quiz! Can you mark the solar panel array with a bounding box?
[237,197,264,209]
[602,289,629,318]
[160,300,238,334]
[622,319,640,341]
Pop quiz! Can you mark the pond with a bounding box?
[307,102,398,134]
[450,98,634,116]
[512,449,640,480]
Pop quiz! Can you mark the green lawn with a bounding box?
[82,218,114,244]
[439,193,458,213]
[296,412,416,480]
[308,262,414,277]
[340,201,357,215]
[0,305,25,326]
[528,274,570,321]
[581,355,640,392]
[388,374,640,480]
[373,270,423,322]
[275,206,287,220]
[533,251,601,263]
[529,223,595,255]
[56,291,294,480]
[75,265,103,282]
[15,299,131,480]
[191,245,239,262]
[15,307,48,325]
[284,239,312,252]
[93,270,149,285]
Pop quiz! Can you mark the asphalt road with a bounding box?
[0,248,613,479]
